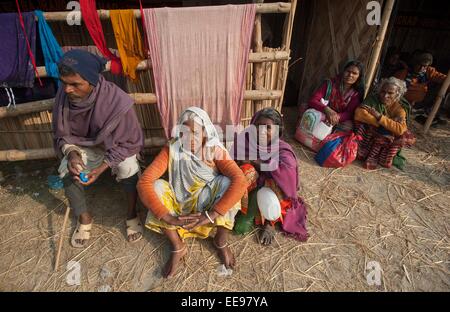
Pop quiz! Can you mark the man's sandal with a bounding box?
[71,222,92,248]
[126,217,143,243]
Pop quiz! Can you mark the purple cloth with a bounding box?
[231,111,309,241]
[52,75,144,168]
[0,12,36,88]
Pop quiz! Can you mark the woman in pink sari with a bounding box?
[296,61,365,151]
[307,60,365,132]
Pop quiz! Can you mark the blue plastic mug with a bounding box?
[47,175,64,190]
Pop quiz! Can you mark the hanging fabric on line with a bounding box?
[110,10,145,81]
[0,12,37,89]
[142,4,256,138]
[80,0,122,75]
[35,10,63,82]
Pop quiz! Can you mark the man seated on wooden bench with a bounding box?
[52,49,144,248]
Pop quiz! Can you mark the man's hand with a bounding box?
[67,151,85,176]
[324,107,340,126]
[74,162,109,186]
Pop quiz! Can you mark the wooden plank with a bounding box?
[35,51,290,78]
[0,137,166,162]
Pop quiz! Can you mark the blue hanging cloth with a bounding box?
[34,10,63,82]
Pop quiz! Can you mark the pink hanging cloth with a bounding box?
[80,0,122,74]
[142,4,256,138]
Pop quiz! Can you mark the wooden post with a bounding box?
[277,0,297,110]
[54,205,70,271]
[365,0,396,97]
[423,69,450,134]
[253,0,264,113]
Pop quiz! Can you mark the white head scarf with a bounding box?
[172,106,224,149]
[168,107,227,205]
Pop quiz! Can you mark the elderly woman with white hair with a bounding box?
[137,107,246,278]
[354,77,416,170]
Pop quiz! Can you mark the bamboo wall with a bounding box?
[0,1,296,159]
[296,0,382,104]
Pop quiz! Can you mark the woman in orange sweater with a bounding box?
[354,77,416,170]
[137,107,246,278]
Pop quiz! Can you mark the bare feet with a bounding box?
[214,239,235,269]
[260,223,275,245]
[163,244,187,278]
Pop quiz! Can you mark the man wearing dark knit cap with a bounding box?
[53,49,144,248]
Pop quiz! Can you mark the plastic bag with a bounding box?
[315,132,361,168]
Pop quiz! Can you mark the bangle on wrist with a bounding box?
[204,211,214,224]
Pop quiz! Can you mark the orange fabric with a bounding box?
[110,10,145,81]
[239,163,259,214]
[354,101,407,137]
[395,67,447,104]
[137,146,170,219]
[137,146,246,219]
[214,158,247,215]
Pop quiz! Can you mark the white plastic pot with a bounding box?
[257,187,282,221]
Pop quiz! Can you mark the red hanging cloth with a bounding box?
[15,0,42,86]
[80,0,122,74]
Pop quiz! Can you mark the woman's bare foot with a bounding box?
[260,223,276,245]
[163,243,187,278]
[214,239,235,269]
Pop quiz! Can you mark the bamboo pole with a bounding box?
[365,0,396,97]
[0,148,56,161]
[0,90,283,119]
[42,2,291,22]
[0,137,167,162]
[0,98,55,118]
[54,205,70,271]
[36,51,290,78]
[276,0,298,109]
[253,0,265,113]
[423,69,450,134]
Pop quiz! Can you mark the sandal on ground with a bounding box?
[126,217,143,243]
[71,221,92,248]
